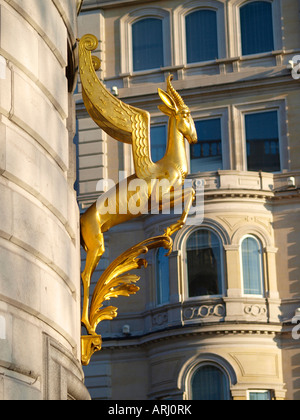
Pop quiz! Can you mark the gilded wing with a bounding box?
[78,34,156,179]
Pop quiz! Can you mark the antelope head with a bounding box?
[158,75,198,145]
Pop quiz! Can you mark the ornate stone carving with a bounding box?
[183,304,225,321]
[152,312,168,327]
[244,304,267,317]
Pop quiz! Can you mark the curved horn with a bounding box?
[167,74,186,108]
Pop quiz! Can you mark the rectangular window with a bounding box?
[191,118,222,173]
[245,110,280,172]
[151,124,167,163]
[156,248,170,305]
[248,391,271,400]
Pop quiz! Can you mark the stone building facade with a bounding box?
[0,0,89,400]
[76,0,300,400]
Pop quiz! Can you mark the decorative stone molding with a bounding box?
[183,303,225,321]
[244,304,267,317]
[152,312,168,327]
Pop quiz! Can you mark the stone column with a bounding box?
[0,0,89,400]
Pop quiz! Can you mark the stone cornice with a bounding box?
[99,323,282,350]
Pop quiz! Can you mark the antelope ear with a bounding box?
[158,104,173,116]
[158,88,177,112]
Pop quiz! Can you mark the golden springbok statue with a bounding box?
[78,35,197,356]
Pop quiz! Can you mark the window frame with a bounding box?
[120,8,171,75]
[239,0,274,56]
[173,0,227,67]
[240,235,265,298]
[185,8,219,64]
[183,227,225,300]
[233,100,288,173]
[230,0,282,58]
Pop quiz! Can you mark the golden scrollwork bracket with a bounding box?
[78,34,197,365]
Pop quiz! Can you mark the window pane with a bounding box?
[191,118,222,173]
[192,365,229,400]
[132,18,164,71]
[151,125,167,163]
[249,391,270,400]
[245,111,280,172]
[156,247,170,305]
[240,1,274,55]
[186,10,218,63]
[242,237,263,295]
[187,230,223,297]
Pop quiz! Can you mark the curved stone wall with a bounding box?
[0,0,88,399]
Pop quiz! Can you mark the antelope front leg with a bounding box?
[164,187,195,237]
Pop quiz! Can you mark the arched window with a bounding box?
[185,9,218,63]
[186,229,223,297]
[240,1,274,55]
[241,236,264,296]
[156,247,170,305]
[191,364,230,400]
[132,18,164,71]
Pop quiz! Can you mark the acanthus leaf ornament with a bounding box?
[81,235,173,366]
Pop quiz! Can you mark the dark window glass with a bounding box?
[151,125,167,162]
[156,247,170,305]
[132,18,164,71]
[187,230,223,297]
[186,10,218,63]
[245,110,280,172]
[192,365,230,400]
[240,1,274,55]
[191,118,222,173]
